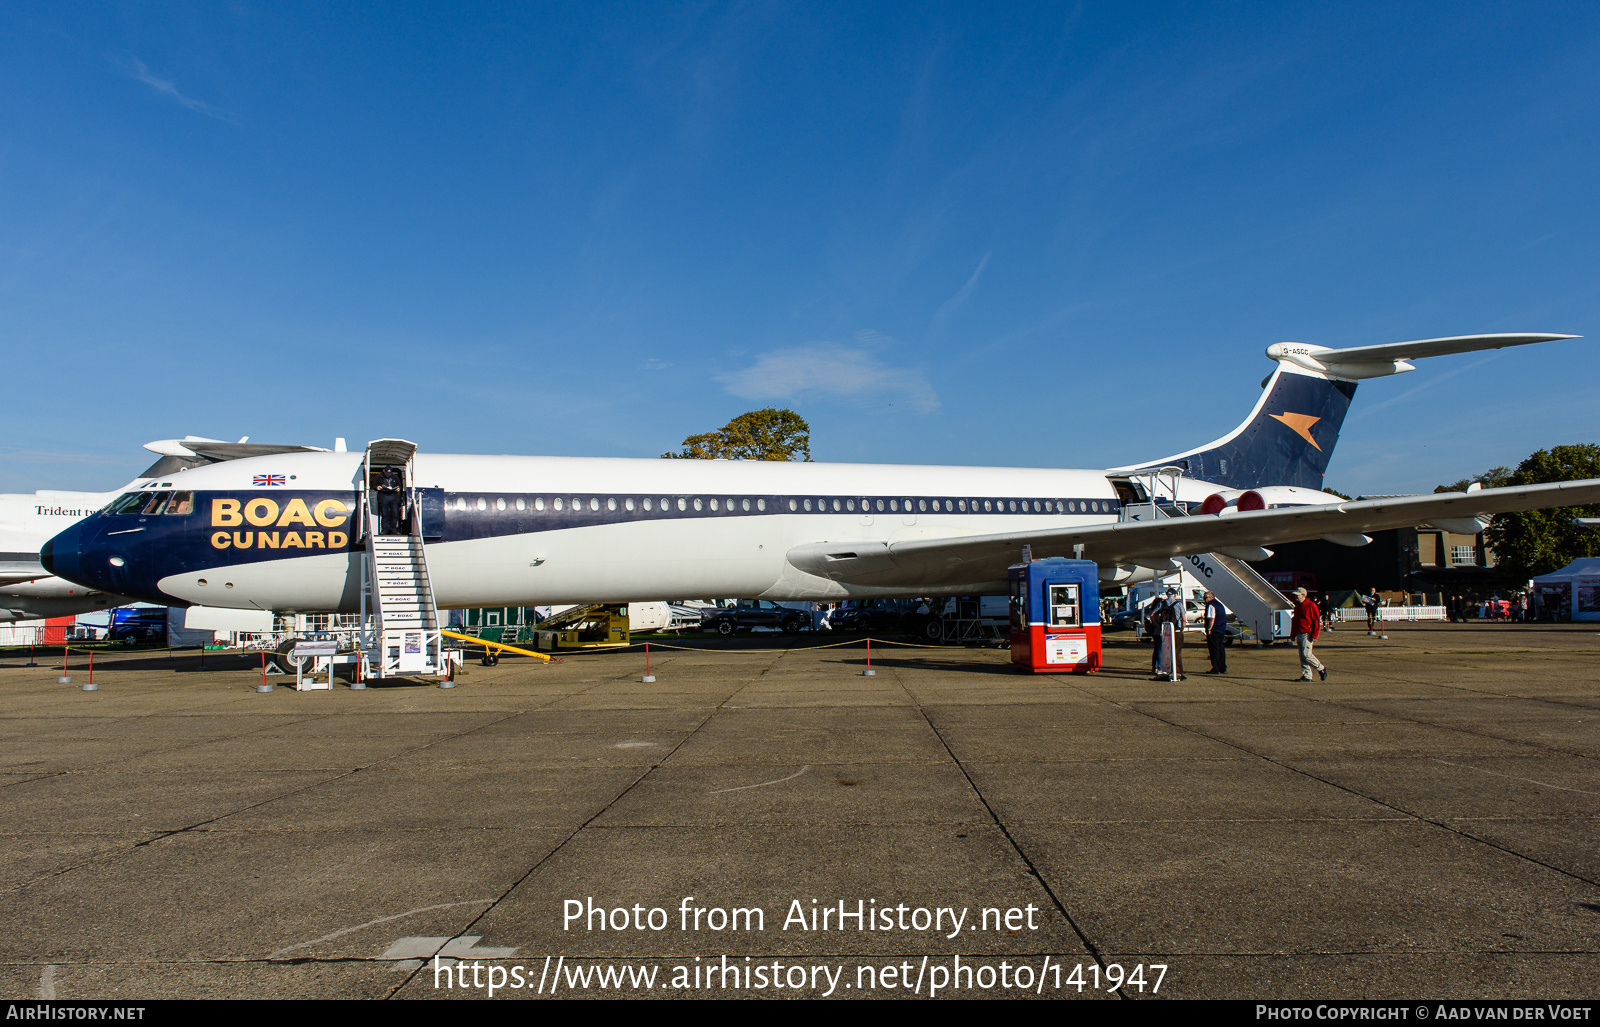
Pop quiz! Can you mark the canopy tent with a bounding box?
[1530,557,1600,622]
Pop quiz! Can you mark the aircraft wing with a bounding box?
[785,478,1600,589]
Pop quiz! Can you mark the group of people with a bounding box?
[1143,587,1232,679]
[1447,594,1535,622]
[1143,585,1329,682]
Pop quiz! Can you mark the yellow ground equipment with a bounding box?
[440,628,556,665]
[535,603,631,650]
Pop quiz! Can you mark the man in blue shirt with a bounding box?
[1203,590,1228,674]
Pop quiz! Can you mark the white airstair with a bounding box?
[1128,468,1294,642]
[358,439,445,678]
[1178,549,1294,642]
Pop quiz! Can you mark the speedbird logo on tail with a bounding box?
[1268,412,1322,451]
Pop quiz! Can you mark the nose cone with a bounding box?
[41,524,85,584]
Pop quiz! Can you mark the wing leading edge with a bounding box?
[784,478,1600,589]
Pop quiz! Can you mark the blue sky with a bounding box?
[4,2,1598,495]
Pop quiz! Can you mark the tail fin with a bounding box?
[1113,332,1579,491]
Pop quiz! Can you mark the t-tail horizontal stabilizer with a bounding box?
[1114,332,1581,492]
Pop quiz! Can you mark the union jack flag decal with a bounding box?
[252,474,286,487]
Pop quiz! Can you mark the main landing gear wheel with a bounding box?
[275,638,312,671]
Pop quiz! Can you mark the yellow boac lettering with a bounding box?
[244,498,280,527]
[282,531,304,548]
[258,532,280,549]
[328,531,348,548]
[211,531,231,549]
[232,532,253,548]
[313,498,350,527]
[276,497,315,527]
[212,499,242,527]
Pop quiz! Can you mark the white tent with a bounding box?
[1530,557,1600,622]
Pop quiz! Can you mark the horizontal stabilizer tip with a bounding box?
[1267,333,1580,381]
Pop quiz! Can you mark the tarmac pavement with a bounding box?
[1,622,1596,1000]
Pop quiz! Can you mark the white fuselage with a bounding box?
[62,452,1151,613]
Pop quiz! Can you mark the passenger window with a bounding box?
[165,492,194,515]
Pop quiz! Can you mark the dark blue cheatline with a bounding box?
[436,493,1120,541]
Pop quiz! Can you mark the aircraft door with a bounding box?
[364,439,419,537]
[415,487,445,540]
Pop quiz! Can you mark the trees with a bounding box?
[1433,467,1512,494]
[662,409,812,461]
[1483,445,1600,581]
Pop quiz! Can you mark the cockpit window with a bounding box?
[140,491,174,516]
[105,492,147,514]
[164,492,194,515]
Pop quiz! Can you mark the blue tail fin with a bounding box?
[1118,367,1356,490]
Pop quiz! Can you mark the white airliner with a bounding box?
[1,437,327,621]
[41,333,1600,614]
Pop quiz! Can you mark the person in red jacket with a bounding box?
[1291,587,1326,681]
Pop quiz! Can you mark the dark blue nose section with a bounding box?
[40,525,83,584]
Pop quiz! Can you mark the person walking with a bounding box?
[1203,590,1228,674]
[1362,587,1381,634]
[1291,586,1325,681]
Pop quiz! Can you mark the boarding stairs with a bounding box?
[358,439,446,678]
[1128,472,1293,642]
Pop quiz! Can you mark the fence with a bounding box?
[0,624,44,646]
[1333,606,1446,623]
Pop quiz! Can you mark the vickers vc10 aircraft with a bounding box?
[41,333,1600,616]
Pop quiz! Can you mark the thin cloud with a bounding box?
[929,252,991,336]
[716,342,940,413]
[119,56,236,122]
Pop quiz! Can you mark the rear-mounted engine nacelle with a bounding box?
[1199,489,1266,515]
[1200,485,1343,515]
